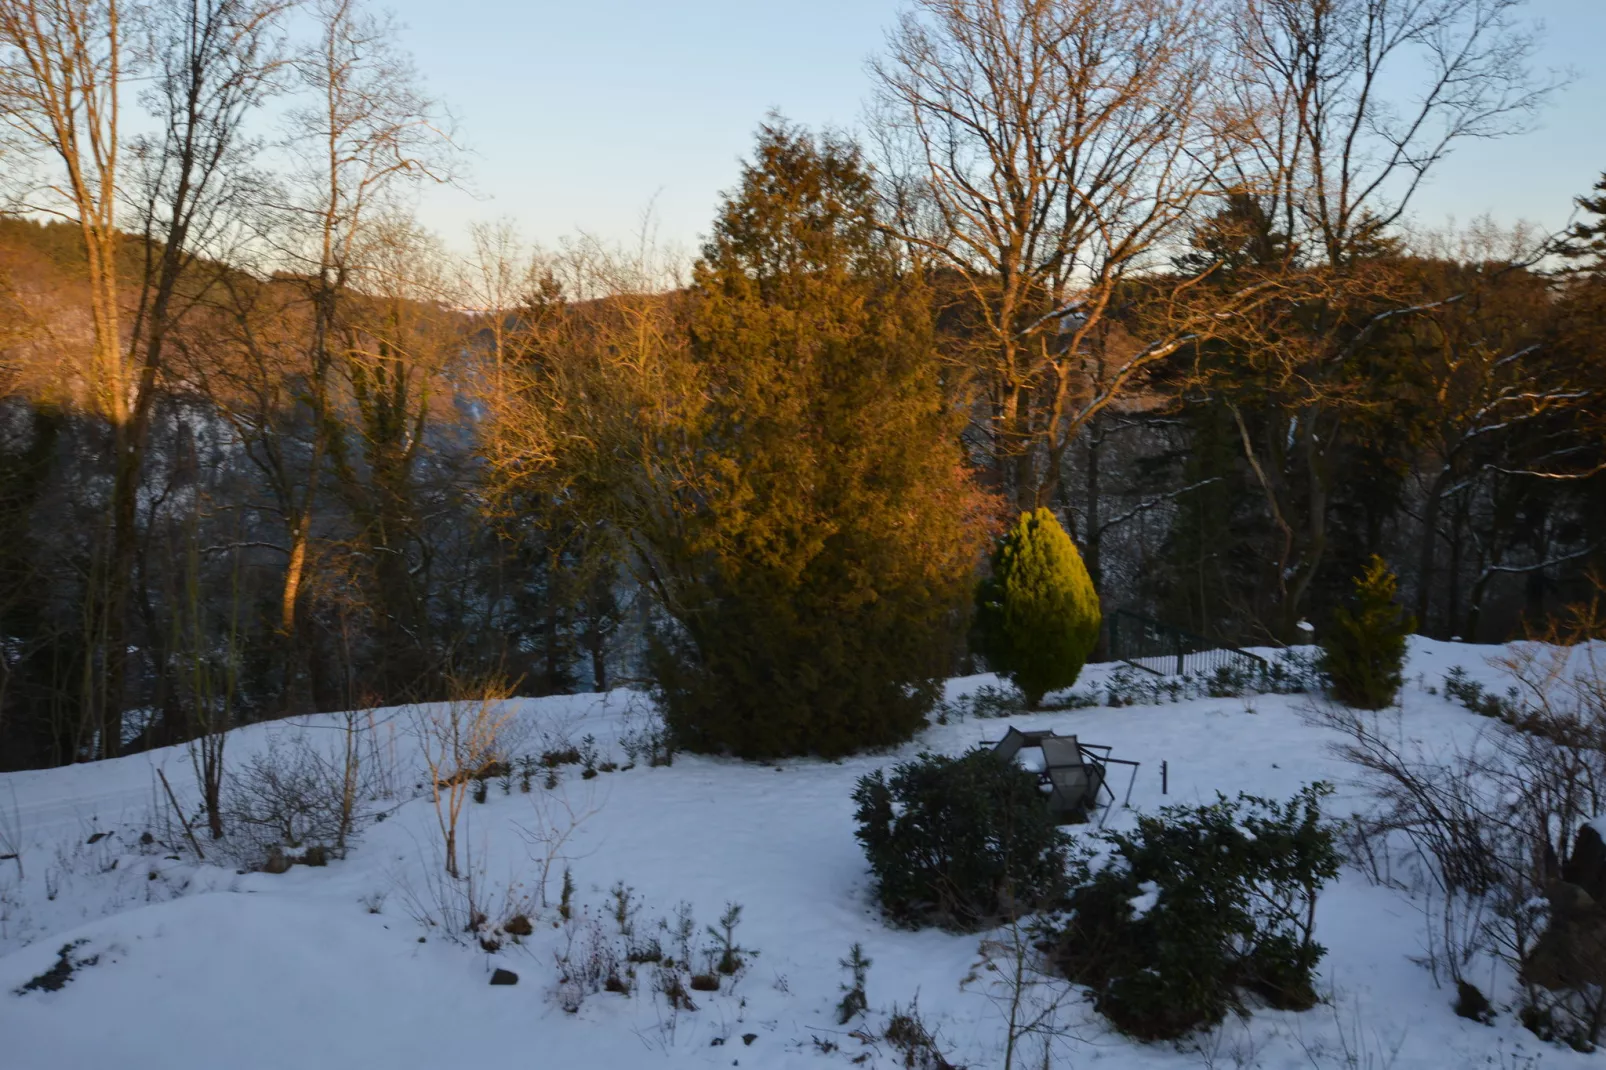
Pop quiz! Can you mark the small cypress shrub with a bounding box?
[852,749,1075,930]
[1319,555,1414,710]
[974,508,1101,708]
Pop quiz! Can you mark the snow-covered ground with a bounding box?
[0,638,1589,1069]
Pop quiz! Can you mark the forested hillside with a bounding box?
[1,0,1603,772]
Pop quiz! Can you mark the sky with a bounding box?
[380,0,1606,259]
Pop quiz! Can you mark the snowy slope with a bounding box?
[0,638,1585,1069]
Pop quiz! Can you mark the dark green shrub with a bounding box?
[974,508,1101,708]
[637,125,991,760]
[1443,666,1522,721]
[1050,783,1341,1040]
[1319,555,1413,710]
[1455,978,1494,1024]
[852,749,1076,929]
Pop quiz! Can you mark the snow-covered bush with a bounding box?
[852,749,1075,930]
[1049,784,1341,1041]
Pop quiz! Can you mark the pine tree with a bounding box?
[645,121,994,758]
[974,508,1101,708]
[1318,555,1414,710]
[1560,172,1606,273]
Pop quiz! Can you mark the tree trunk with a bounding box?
[1415,469,1448,634]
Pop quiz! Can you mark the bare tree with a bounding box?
[872,0,1232,511]
[1393,225,1595,634]
[0,0,126,755]
[269,0,453,644]
[180,503,244,839]
[414,675,510,879]
[1195,0,1560,638]
[463,217,534,399]
[328,215,461,694]
[1,0,292,756]
[126,0,290,758]
[0,0,122,416]
[1230,0,1553,270]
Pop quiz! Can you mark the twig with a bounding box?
[158,767,205,861]
[0,784,23,879]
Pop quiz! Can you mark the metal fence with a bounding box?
[1105,609,1268,679]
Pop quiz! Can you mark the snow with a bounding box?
[0,636,1588,1069]
[1127,881,1160,920]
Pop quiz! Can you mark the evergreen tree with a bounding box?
[1560,172,1606,273]
[1318,555,1414,710]
[644,121,993,758]
[974,508,1101,707]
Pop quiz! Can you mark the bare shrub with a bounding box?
[513,779,603,907]
[555,914,628,1012]
[966,915,1081,1069]
[1329,601,1606,1047]
[222,738,351,869]
[219,708,391,872]
[618,694,674,768]
[414,675,514,878]
[395,838,482,938]
[332,705,394,853]
[1291,996,1407,1070]
[884,996,959,1070]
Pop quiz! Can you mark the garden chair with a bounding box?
[1038,734,1104,821]
[988,728,1141,826]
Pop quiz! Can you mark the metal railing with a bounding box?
[1106,608,1268,679]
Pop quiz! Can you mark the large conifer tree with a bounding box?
[645,122,993,758]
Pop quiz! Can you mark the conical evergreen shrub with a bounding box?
[1318,555,1414,710]
[640,122,994,758]
[974,508,1101,707]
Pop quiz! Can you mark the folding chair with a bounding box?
[1038,734,1104,822]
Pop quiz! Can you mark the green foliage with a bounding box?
[1443,666,1521,721]
[974,508,1101,707]
[836,943,871,1024]
[852,749,1076,930]
[1319,555,1414,709]
[1455,979,1495,1025]
[1050,784,1341,1041]
[1560,172,1606,274]
[705,901,748,975]
[644,121,993,759]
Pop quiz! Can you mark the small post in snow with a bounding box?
[1161,760,1168,796]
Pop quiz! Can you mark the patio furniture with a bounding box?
[987,726,1140,825]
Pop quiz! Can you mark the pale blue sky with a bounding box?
[383,0,1606,256]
